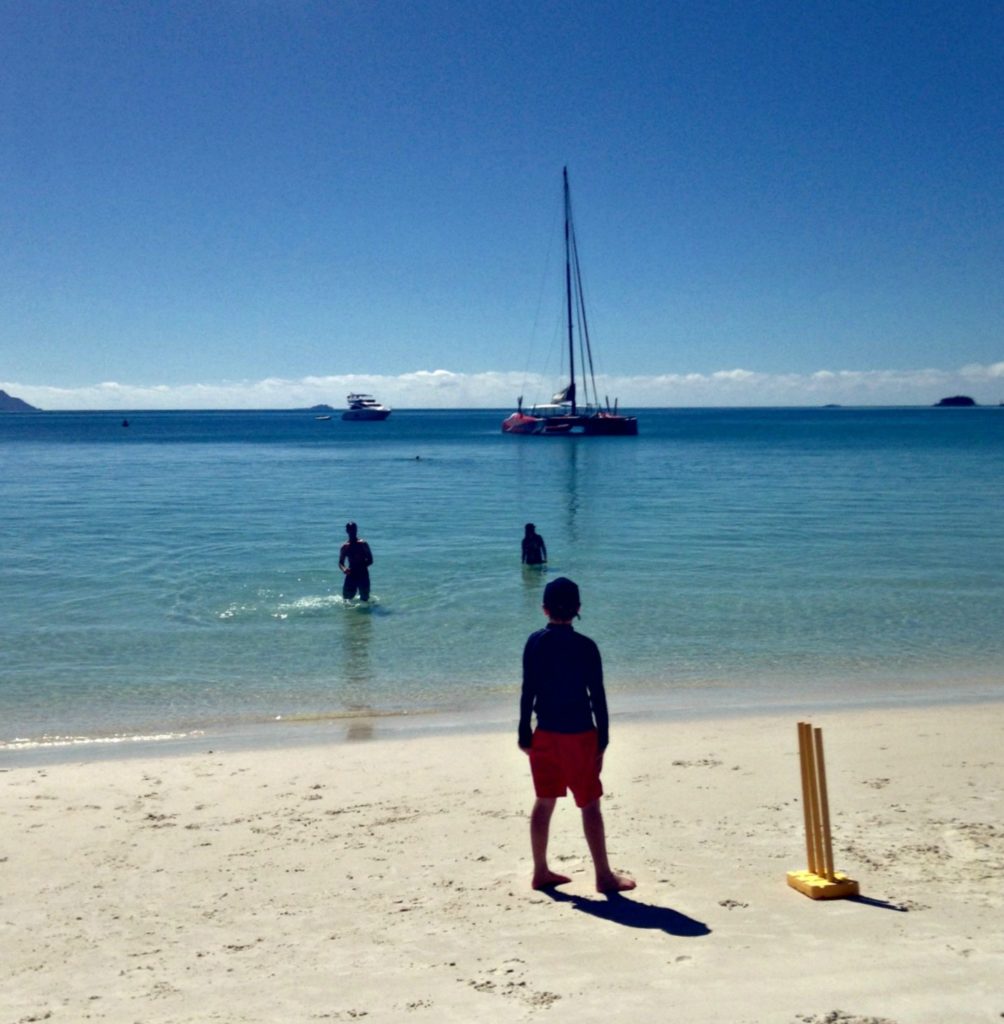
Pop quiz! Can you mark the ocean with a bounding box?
[2,407,1003,758]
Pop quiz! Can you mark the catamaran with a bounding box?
[502,168,638,436]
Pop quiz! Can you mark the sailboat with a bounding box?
[502,168,638,436]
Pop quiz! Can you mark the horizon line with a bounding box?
[5,402,999,414]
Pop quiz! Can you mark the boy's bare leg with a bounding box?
[530,797,571,889]
[581,798,636,893]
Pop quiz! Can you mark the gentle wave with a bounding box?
[1,731,205,752]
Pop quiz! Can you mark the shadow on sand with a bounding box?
[846,893,911,912]
[544,890,711,937]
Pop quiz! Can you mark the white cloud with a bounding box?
[961,361,1004,379]
[3,363,1003,410]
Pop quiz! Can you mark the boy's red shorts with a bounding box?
[528,728,603,808]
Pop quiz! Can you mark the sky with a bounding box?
[2,0,1002,410]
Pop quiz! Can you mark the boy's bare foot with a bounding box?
[596,872,636,894]
[532,870,572,890]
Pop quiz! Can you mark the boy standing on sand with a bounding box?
[518,577,635,893]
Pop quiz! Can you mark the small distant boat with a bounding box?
[502,168,637,437]
[314,414,332,421]
[342,393,392,421]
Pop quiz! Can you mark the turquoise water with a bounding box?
[2,407,1003,752]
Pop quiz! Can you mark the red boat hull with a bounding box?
[502,411,638,436]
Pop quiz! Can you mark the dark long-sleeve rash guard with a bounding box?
[518,622,609,752]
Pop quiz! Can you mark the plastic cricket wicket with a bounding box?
[787,721,859,900]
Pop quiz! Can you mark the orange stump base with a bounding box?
[786,869,859,900]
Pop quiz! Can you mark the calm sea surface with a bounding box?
[2,407,1003,756]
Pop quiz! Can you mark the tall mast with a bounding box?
[563,166,577,416]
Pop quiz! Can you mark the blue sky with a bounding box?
[2,0,1002,409]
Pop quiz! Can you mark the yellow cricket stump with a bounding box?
[787,721,860,900]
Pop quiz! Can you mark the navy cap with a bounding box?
[543,576,580,617]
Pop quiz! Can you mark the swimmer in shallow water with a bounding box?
[339,521,373,601]
[521,523,547,567]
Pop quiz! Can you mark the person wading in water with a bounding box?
[339,521,374,601]
[521,523,547,567]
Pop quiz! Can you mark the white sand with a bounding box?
[2,704,1002,1023]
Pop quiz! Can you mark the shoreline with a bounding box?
[4,684,1004,768]
[4,677,1004,766]
[3,701,1001,1022]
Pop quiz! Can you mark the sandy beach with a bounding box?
[3,703,1002,1023]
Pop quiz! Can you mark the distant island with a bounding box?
[0,389,40,412]
[307,404,335,412]
[935,395,976,407]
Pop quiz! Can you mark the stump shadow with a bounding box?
[846,893,910,912]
